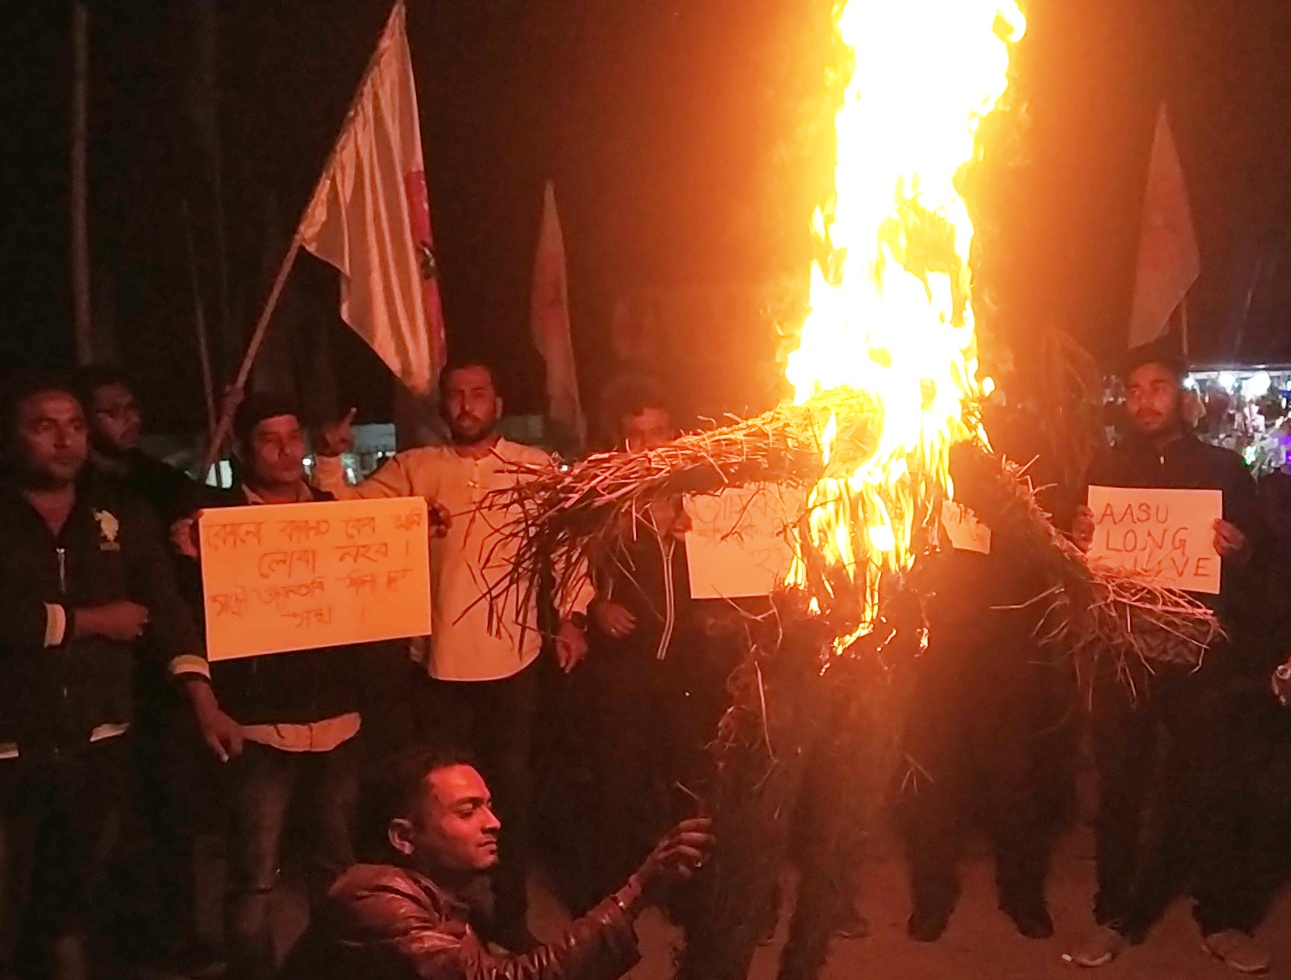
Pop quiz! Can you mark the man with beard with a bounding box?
[1067,348,1269,974]
[74,365,198,526]
[0,374,224,980]
[280,748,712,980]
[314,360,591,952]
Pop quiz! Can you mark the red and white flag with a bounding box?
[299,1,446,395]
[531,181,585,443]
[1127,105,1201,349]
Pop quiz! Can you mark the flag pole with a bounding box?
[200,0,405,477]
[182,200,218,438]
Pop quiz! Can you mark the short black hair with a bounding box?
[232,391,299,448]
[438,359,500,400]
[2,371,81,442]
[597,373,669,445]
[1122,342,1187,383]
[357,745,478,861]
[72,363,134,408]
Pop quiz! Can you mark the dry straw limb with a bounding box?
[488,388,1219,672]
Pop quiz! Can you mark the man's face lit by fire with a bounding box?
[388,764,501,877]
[621,406,673,451]
[442,366,501,446]
[1125,362,1183,441]
[240,414,306,489]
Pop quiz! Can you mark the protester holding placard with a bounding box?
[1066,348,1271,974]
[172,393,381,980]
[0,374,215,980]
[314,360,592,953]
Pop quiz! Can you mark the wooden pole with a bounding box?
[70,1,93,364]
[199,1,405,478]
[182,201,218,438]
[199,233,303,477]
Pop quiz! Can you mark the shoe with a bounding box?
[1063,925,1127,968]
[1003,901,1054,940]
[907,902,952,942]
[833,901,870,941]
[1203,930,1271,974]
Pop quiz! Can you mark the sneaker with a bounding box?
[907,902,952,943]
[1203,930,1271,974]
[1063,925,1127,968]
[833,900,870,941]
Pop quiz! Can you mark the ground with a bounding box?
[526,827,1291,980]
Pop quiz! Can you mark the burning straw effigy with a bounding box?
[485,390,1218,980]
[485,0,1220,975]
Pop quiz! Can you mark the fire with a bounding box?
[785,0,1025,636]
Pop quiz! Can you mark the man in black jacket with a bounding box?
[74,363,218,972]
[0,374,229,980]
[74,364,199,527]
[173,393,375,980]
[1067,350,1270,974]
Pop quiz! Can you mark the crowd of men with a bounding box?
[0,347,1289,980]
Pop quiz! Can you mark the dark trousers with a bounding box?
[224,738,359,980]
[582,638,717,903]
[1093,663,1275,939]
[119,678,217,967]
[418,660,539,934]
[899,625,1075,917]
[0,738,128,980]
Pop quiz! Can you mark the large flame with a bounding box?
[786,0,1025,636]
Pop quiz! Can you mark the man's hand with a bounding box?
[635,818,714,901]
[429,500,452,539]
[593,600,638,640]
[1071,505,1096,553]
[555,617,588,673]
[76,600,150,642]
[1272,654,1291,707]
[170,515,201,560]
[1214,519,1247,560]
[315,407,357,458]
[184,679,244,763]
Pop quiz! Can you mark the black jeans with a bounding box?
[418,660,539,935]
[899,618,1075,918]
[0,738,128,980]
[1092,661,1272,939]
[224,738,359,980]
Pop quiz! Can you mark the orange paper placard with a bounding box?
[1086,485,1222,595]
[198,497,432,661]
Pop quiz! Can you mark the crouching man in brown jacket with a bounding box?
[280,748,712,980]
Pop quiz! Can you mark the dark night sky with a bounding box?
[3,0,1291,435]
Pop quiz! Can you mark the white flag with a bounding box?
[299,1,446,395]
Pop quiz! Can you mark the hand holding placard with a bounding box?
[1086,486,1223,594]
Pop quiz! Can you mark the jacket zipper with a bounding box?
[56,546,67,594]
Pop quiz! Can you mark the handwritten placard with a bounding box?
[198,497,432,661]
[940,500,992,555]
[1086,485,1222,594]
[685,484,806,599]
